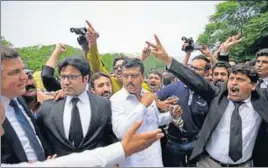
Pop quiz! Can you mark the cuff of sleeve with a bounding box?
[166,58,174,70]
[107,142,126,165]
[219,52,229,56]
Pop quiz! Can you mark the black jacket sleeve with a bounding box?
[41,65,61,92]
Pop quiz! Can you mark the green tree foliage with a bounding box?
[1,37,165,75]
[197,0,268,62]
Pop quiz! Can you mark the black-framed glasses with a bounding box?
[59,74,82,81]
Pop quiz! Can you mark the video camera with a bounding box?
[181,37,203,52]
[70,27,88,50]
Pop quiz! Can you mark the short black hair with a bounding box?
[162,71,175,86]
[58,56,91,77]
[192,54,211,71]
[256,48,268,58]
[212,61,231,75]
[89,72,111,89]
[113,54,128,69]
[230,63,258,83]
[0,46,20,61]
[122,58,144,75]
[148,70,162,79]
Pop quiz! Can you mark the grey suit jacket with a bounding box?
[167,59,268,166]
[36,91,118,157]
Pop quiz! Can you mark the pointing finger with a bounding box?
[146,41,156,48]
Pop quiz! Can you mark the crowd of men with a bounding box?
[1,20,268,167]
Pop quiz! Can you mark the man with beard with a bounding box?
[211,61,231,85]
[110,58,183,167]
[147,70,162,93]
[22,70,53,115]
[89,72,113,99]
[147,34,268,167]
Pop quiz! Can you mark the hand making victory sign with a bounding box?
[146,34,173,65]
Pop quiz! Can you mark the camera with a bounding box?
[181,37,203,52]
[70,27,88,50]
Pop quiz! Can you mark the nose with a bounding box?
[62,78,70,85]
[20,71,28,81]
[103,84,109,91]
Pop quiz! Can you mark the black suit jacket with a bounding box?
[1,97,52,164]
[167,59,268,166]
[37,91,118,157]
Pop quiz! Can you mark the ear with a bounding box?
[83,75,89,84]
[90,87,96,94]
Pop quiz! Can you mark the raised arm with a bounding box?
[146,34,218,102]
[41,44,66,91]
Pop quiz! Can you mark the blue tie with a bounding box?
[9,99,46,161]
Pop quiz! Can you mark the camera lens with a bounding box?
[70,28,75,32]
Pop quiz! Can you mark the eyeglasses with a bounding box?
[59,74,82,81]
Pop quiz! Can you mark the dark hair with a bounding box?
[122,58,144,75]
[0,46,20,61]
[58,56,91,77]
[89,72,111,89]
[148,70,162,79]
[192,54,211,71]
[230,63,258,83]
[113,54,128,68]
[256,48,268,58]
[162,72,175,86]
[212,61,231,75]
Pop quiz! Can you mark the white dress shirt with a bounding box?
[1,95,44,162]
[1,142,125,167]
[63,90,91,138]
[259,77,268,88]
[110,87,172,167]
[206,96,262,164]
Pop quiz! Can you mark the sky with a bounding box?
[1,1,222,60]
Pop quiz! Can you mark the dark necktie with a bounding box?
[257,79,264,88]
[229,101,244,162]
[9,99,46,161]
[69,97,83,148]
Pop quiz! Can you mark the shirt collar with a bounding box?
[121,87,147,100]
[66,89,88,104]
[228,95,252,107]
[262,77,268,86]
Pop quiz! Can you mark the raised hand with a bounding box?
[146,34,172,65]
[85,20,99,48]
[53,43,67,57]
[121,120,164,157]
[221,33,244,53]
[169,104,183,119]
[140,44,151,61]
[200,45,212,58]
[54,89,65,101]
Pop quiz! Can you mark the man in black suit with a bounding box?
[37,56,118,157]
[1,46,52,164]
[146,34,268,167]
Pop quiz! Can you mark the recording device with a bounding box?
[181,37,203,52]
[70,27,88,50]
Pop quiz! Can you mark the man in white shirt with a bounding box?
[0,99,165,167]
[36,56,118,157]
[110,58,183,167]
[255,48,268,89]
[145,34,268,167]
[1,46,53,164]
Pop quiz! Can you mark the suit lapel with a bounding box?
[52,98,67,141]
[82,92,99,145]
[2,118,28,162]
[252,89,268,123]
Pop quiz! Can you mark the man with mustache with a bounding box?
[0,98,166,167]
[89,72,113,99]
[211,61,231,85]
[147,34,268,167]
[110,58,183,167]
[22,70,53,115]
[147,70,162,93]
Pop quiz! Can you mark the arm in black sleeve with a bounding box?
[41,65,61,92]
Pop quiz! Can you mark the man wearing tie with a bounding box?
[1,46,52,163]
[146,34,268,167]
[255,48,268,89]
[36,56,118,157]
